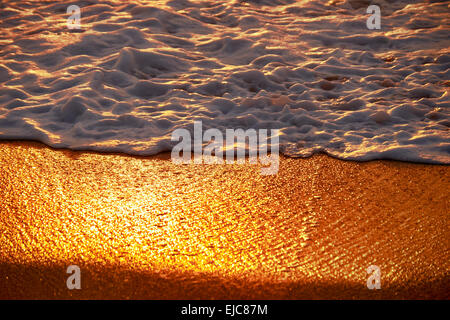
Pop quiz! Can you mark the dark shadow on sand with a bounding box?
[0,262,448,300]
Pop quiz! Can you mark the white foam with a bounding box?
[0,0,449,164]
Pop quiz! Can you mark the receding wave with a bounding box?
[0,0,449,163]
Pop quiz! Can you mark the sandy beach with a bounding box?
[0,0,449,303]
[0,141,448,299]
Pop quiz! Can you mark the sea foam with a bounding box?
[0,0,449,163]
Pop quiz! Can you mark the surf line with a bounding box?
[171,120,279,175]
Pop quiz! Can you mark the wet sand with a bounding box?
[0,141,448,299]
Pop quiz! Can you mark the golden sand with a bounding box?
[0,141,448,299]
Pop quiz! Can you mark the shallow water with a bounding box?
[1,141,449,298]
[0,0,449,163]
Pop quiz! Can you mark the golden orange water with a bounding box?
[0,142,448,299]
[0,0,449,299]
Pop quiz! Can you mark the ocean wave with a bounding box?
[0,0,449,163]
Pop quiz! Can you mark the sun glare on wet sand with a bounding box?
[0,142,449,299]
[0,0,449,301]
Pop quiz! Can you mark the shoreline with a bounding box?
[1,138,448,165]
[0,141,448,299]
